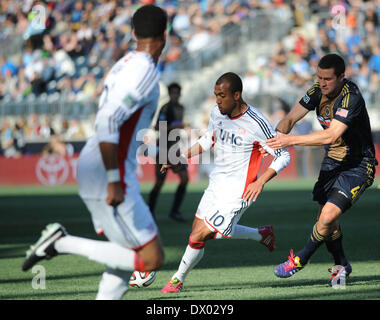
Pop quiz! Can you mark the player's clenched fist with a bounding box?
[106,182,124,207]
[160,163,172,174]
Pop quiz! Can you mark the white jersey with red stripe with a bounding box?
[195,104,290,238]
[198,104,290,202]
[77,51,160,200]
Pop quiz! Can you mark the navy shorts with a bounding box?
[155,161,188,178]
[312,157,376,213]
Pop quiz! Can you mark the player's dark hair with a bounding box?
[132,5,167,39]
[318,53,345,77]
[168,82,181,93]
[216,72,243,93]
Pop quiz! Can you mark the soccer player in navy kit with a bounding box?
[267,53,377,285]
[149,83,188,222]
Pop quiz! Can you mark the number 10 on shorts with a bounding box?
[209,211,225,227]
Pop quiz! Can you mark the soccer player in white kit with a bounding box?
[161,72,291,293]
[22,5,167,300]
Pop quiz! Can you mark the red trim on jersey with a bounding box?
[132,234,158,251]
[97,230,104,236]
[242,142,263,196]
[118,107,144,194]
[229,105,249,120]
[204,218,231,239]
[194,215,202,221]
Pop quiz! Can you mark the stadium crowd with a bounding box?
[240,0,380,111]
[1,0,380,157]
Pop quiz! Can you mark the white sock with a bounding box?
[54,235,137,271]
[173,245,204,283]
[96,268,131,300]
[230,224,261,241]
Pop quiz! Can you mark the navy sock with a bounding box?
[170,182,187,213]
[325,227,349,266]
[296,223,328,265]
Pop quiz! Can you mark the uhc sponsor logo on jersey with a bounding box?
[317,116,331,129]
[218,128,243,146]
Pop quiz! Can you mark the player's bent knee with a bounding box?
[190,219,214,242]
[319,207,340,227]
[139,249,164,271]
[144,254,164,271]
[137,238,165,271]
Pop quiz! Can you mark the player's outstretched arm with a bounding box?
[276,103,309,134]
[99,142,124,207]
[267,119,348,149]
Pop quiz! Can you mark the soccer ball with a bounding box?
[129,271,157,288]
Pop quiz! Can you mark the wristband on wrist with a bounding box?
[107,169,120,183]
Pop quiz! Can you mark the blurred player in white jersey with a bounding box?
[22,5,167,300]
[161,72,290,293]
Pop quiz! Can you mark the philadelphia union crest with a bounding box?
[36,155,69,186]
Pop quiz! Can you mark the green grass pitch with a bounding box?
[0,179,379,300]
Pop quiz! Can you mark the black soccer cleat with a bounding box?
[22,223,67,272]
[169,211,186,223]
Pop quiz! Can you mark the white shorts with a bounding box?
[80,184,158,250]
[195,186,251,238]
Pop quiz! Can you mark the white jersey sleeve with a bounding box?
[94,52,160,144]
[198,107,216,151]
[246,108,290,174]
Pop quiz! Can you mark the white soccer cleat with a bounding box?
[22,223,67,271]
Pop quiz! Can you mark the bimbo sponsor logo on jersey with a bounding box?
[317,116,331,129]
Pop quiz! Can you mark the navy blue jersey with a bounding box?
[156,101,184,150]
[299,79,377,164]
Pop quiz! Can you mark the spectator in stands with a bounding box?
[0,55,18,77]
[0,120,20,158]
[81,74,97,101]
[13,118,27,156]
[368,70,379,104]
[25,113,41,140]
[242,71,261,99]
[56,76,75,101]
[2,66,18,98]
[41,134,74,157]
[1,0,380,145]
[30,71,46,96]
[39,116,56,139]
[63,118,84,140]
[368,44,380,74]
[41,55,55,84]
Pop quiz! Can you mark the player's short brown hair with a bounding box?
[318,53,346,77]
